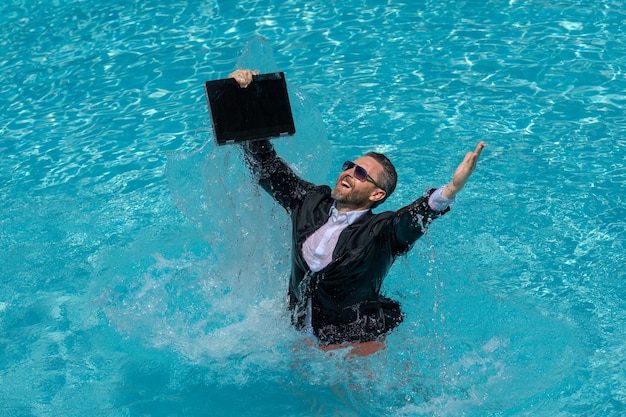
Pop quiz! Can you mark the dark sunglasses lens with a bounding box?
[341,161,367,181]
[353,166,368,181]
[342,161,369,182]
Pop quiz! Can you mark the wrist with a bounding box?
[428,186,455,211]
[442,183,460,199]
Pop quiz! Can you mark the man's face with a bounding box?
[331,155,386,210]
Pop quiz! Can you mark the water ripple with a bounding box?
[1,0,626,415]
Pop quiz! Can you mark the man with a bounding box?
[230,69,485,355]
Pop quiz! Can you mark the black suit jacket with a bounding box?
[242,140,449,343]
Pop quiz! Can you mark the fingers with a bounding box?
[228,69,258,88]
[474,141,486,157]
[467,142,486,169]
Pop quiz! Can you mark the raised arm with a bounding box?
[229,69,316,211]
[241,139,317,212]
[441,142,486,199]
[390,142,486,252]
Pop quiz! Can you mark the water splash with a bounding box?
[104,38,332,383]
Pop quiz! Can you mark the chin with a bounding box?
[330,190,342,202]
[331,187,349,201]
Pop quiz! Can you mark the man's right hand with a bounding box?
[228,69,259,88]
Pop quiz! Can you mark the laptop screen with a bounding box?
[204,72,296,145]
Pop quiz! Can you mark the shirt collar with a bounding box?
[329,203,369,225]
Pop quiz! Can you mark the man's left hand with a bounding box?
[442,142,486,199]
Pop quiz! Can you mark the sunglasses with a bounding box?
[342,161,386,193]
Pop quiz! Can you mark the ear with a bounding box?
[369,189,386,204]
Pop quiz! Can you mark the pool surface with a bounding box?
[1,0,625,416]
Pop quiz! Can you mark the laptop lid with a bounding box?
[204,72,296,145]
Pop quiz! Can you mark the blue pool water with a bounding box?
[1,0,625,415]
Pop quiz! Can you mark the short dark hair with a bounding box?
[365,151,397,208]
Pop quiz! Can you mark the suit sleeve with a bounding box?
[389,188,450,255]
[241,139,317,212]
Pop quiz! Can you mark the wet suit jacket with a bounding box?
[242,140,449,344]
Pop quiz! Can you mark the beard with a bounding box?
[331,177,372,209]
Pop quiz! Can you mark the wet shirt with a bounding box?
[302,206,368,272]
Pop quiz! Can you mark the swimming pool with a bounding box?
[1,0,625,415]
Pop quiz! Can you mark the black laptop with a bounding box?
[204,72,296,145]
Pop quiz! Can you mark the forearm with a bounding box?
[441,182,461,200]
[442,141,486,200]
[241,139,277,175]
[240,140,315,210]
